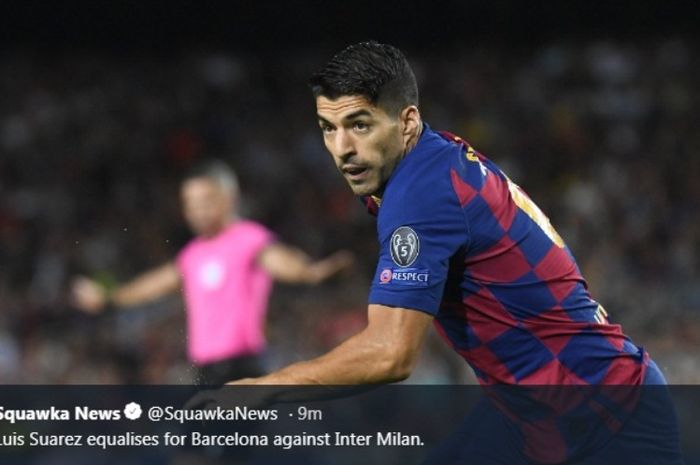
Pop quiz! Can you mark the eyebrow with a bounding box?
[317,109,373,125]
[342,109,372,121]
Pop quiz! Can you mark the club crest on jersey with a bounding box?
[390,226,420,267]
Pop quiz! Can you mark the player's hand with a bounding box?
[70,276,108,314]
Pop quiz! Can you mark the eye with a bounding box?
[353,121,370,132]
[320,124,335,134]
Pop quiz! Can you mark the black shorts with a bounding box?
[195,353,266,386]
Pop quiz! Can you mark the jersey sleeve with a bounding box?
[368,167,469,316]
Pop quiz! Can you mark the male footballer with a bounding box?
[193,43,684,463]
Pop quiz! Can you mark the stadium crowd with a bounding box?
[0,39,698,383]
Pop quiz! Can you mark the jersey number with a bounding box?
[462,143,565,248]
[506,178,565,248]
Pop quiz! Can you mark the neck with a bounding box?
[372,122,424,199]
[201,215,238,238]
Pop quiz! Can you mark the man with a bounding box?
[193,42,683,464]
[72,160,353,386]
[218,41,662,387]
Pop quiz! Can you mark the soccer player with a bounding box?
[192,43,684,463]
[72,160,353,386]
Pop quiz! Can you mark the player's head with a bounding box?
[309,41,421,197]
[181,160,239,237]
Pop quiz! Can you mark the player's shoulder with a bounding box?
[379,125,473,220]
[384,126,457,194]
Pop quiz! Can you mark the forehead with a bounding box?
[181,177,220,194]
[316,95,381,120]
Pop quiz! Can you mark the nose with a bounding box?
[333,128,356,162]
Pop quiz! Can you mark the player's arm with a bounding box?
[230,304,432,386]
[71,262,181,314]
[256,243,354,285]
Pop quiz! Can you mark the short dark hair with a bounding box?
[309,41,419,115]
[183,159,239,195]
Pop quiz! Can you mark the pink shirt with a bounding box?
[176,220,274,364]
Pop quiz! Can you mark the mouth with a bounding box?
[342,164,369,182]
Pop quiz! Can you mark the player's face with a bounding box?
[181,178,233,237]
[316,95,407,197]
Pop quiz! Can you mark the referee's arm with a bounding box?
[71,262,181,313]
[230,304,432,385]
[257,243,354,285]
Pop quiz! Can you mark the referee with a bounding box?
[72,161,353,386]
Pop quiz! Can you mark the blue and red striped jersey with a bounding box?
[366,124,649,385]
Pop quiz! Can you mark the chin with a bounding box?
[346,175,377,196]
[349,184,378,197]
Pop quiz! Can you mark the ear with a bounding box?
[399,105,421,146]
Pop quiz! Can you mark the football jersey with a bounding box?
[366,124,649,386]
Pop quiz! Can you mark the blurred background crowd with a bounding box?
[0,2,698,384]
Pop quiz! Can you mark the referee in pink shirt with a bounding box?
[72,161,353,385]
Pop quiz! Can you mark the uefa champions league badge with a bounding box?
[390,226,420,267]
